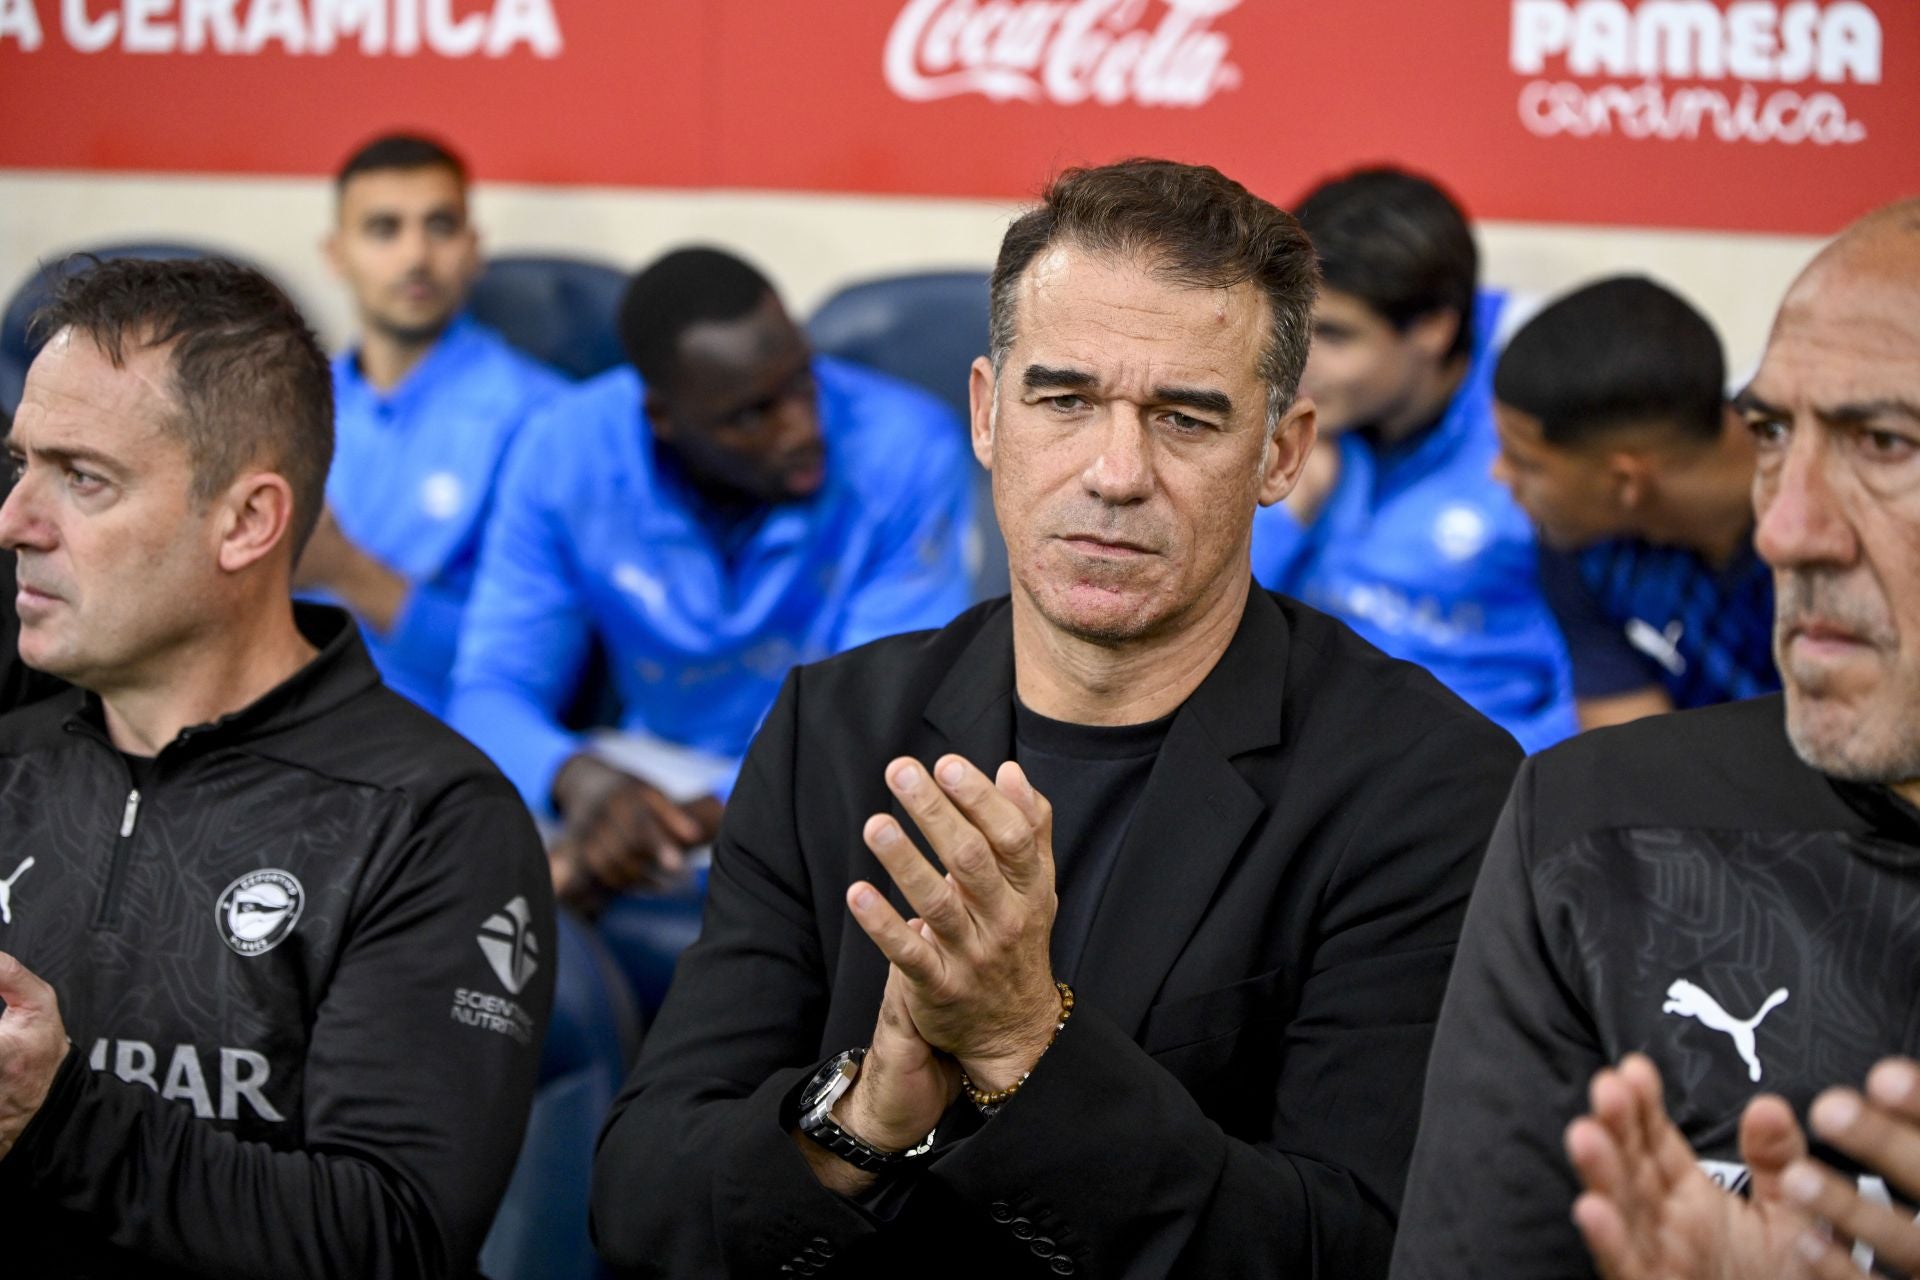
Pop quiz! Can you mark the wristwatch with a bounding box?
[796,1048,938,1173]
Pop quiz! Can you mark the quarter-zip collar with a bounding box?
[61,605,381,764]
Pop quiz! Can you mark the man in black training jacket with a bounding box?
[590,158,1522,1277]
[1392,202,1920,1280]
[0,257,554,1279]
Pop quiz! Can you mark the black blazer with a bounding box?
[593,588,1522,1278]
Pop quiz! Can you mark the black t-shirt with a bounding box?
[1014,698,1173,985]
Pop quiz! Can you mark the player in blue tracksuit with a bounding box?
[1492,276,1778,730]
[1251,169,1576,753]
[450,247,974,910]
[295,134,565,715]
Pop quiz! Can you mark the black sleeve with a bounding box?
[1389,756,1606,1280]
[592,684,1518,1275]
[1538,546,1660,698]
[589,673,888,1275]
[3,779,557,1280]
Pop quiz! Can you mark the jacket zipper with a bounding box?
[93,787,141,929]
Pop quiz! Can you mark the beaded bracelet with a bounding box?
[961,981,1075,1113]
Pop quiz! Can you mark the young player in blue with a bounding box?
[450,248,974,910]
[1250,170,1576,753]
[295,134,564,715]
[1493,276,1778,731]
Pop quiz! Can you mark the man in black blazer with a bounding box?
[591,159,1523,1277]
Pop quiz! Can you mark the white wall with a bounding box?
[0,169,1822,375]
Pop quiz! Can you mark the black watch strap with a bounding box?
[796,1050,937,1173]
[803,1112,929,1173]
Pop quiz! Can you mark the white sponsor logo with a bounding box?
[1625,617,1688,676]
[87,1037,285,1121]
[1433,504,1493,563]
[215,869,305,957]
[0,856,35,925]
[0,0,563,58]
[450,987,536,1045]
[613,562,668,615]
[419,470,463,520]
[1509,0,1880,146]
[884,0,1242,108]
[1663,978,1790,1082]
[478,895,540,996]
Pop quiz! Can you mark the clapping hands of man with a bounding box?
[803,755,1062,1194]
[1568,1054,1920,1279]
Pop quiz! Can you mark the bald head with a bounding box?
[1741,198,1920,799]
[1777,197,1920,325]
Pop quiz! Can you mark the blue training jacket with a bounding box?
[327,314,568,714]
[448,355,977,813]
[1250,291,1578,753]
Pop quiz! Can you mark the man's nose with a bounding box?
[772,392,821,454]
[0,473,45,553]
[1754,429,1856,571]
[1082,408,1154,504]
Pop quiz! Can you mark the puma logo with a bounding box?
[1663,979,1789,1083]
[0,856,35,925]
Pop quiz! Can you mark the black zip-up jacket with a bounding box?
[1392,694,1920,1278]
[0,605,555,1279]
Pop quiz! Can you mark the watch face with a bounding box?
[801,1052,860,1129]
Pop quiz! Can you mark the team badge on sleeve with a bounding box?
[478,895,541,995]
[216,870,306,956]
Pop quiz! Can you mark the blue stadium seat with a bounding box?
[0,241,251,415]
[0,354,23,418]
[807,270,1007,599]
[479,908,640,1280]
[595,869,710,1026]
[468,255,628,382]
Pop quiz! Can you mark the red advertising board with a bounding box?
[0,0,1914,234]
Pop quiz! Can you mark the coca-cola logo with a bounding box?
[884,0,1243,108]
[1509,1,1883,146]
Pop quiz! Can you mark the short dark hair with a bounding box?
[989,158,1318,425]
[1495,276,1726,449]
[335,132,468,190]
[32,257,334,553]
[618,247,777,390]
[1295,167,1478,362]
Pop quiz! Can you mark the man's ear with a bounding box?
[1258,396,1319,506]
[968,356,996,471]
[1607,449,1657,512]
[216,472,297,574]
[1406,308,1461,364]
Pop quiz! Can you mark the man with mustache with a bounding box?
[1391,200,1920,1279]
[589,159,1521,1276]
[297,133,565,716]
[450,246,975,911]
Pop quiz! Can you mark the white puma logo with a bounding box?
[1663,979,1790,1082]
[0,857,35,925]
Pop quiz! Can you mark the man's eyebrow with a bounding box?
[1022,364,1098,392]
[1731,388,1782,418]
[1152,385,1234,418]
[1821,398,1920,427]
[8,439,121,472]
[1733,389,1920,426]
